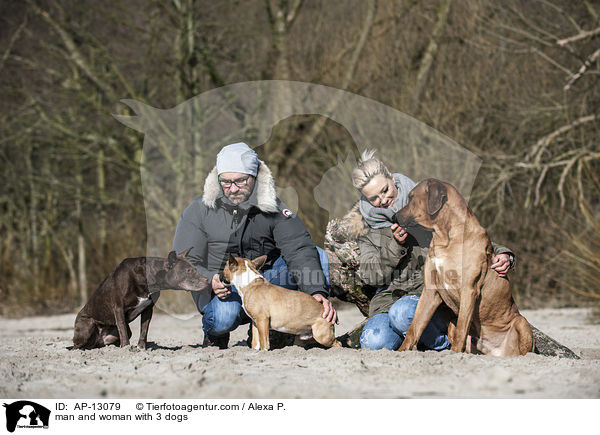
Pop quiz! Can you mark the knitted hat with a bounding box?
[216,142,259,176]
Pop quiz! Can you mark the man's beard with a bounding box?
[227,191,250,204]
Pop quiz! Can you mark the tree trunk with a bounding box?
[76,172,87,305]
[410,0,452,112]
[26,143,40,297]
[97,147,107,259]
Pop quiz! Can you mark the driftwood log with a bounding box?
[325,218,580,359]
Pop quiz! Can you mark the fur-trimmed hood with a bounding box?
[340,202,432,244]
[340,202,370,238]
[202,160,278,213]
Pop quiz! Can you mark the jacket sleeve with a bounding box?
[272,208,328,297]
[172,199,217,279]
[357,230,408,287]
[491,241,516,269]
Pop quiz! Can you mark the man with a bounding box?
[173,142,336,348]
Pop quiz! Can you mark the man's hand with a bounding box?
[391,223,408,244]
[491,254,512,278]
[212,273,232,299]
[312,294,338,325]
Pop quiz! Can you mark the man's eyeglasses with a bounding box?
[219,176,251,188]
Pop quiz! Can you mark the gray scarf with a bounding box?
[359,173,416,229]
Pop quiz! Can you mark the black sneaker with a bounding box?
[202,333,229,349]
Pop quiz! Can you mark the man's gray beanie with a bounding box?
[216,142,259,176]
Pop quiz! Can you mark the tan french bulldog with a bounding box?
[221,254,342,350]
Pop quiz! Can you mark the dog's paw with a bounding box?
[128,345,142,353]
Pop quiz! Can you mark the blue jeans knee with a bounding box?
[202,287,250,337]
[388,294,450,351]
[360,313,403,350]
[388,294,420,335]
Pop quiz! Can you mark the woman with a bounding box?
[347,150,514,350]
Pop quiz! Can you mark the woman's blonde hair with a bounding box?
[351,149,393,190]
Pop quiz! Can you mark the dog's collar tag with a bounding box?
[281,208,293,218]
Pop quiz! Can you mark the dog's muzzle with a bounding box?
[393,211,412,227]
[219,271,230,285]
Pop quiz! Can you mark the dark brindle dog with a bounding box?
[73,249,209,350]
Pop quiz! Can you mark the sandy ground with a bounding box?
[1,303,599,399]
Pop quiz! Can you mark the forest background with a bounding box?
[1,0,598,316]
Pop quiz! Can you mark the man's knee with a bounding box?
[202,299,242,336]
[388,295,419,335]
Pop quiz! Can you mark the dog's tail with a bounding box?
[516,316,535,356]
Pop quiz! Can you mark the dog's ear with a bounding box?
[426,179,447,216]
[178,247,193,258]
[252,255,268,271]
[167,250,177,269]
[227,253,238,268]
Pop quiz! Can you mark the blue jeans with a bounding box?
[360,294,450,351]
[201,247,330,338]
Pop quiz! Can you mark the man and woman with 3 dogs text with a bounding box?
[173,143,514,350]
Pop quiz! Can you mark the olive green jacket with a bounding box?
[358,228,428,316]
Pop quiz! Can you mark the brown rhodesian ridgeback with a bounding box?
[393,178,534,356]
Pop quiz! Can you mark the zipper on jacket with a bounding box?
[231,208,238,229]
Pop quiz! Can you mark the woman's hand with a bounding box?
[491,254,511,278]
[391,223,408,244]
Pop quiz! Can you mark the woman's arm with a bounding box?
[357,230,408,287]
[491,242,516,277]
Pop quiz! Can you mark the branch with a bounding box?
[533,165,548,206]
[285,0,304,26]
[524,114,598,164]
[516,150,600,208]
[410,0,452,110]
[564,47,600,90]
[576,159,597,228]
[584,0,599,23]
[557,152,583,207]
[531,46,572,76]
[0,13,28,74]
[557,26,600,46]
[30,1,117,101]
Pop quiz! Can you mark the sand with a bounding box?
[1,303,599,399]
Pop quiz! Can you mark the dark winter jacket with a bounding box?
[173,161,327,311]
